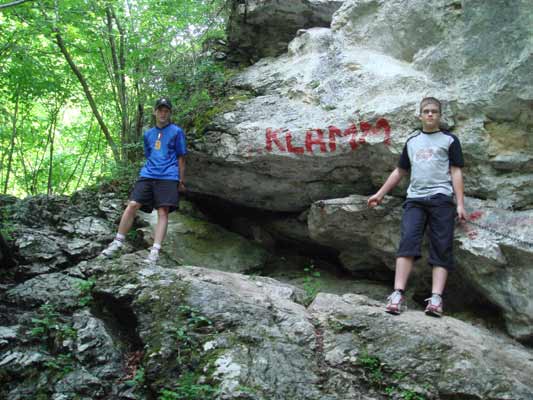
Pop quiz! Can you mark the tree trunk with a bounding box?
[106,6,129,162]
[54,30,121,163]
[46,109,58,196]
[3,91,19,194]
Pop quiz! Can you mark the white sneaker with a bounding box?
[144,249,159,264]
[101,240,123,258]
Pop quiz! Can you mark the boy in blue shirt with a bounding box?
[101,97,187,264]
[367,97,466,317]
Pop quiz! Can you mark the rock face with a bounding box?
[187,0,533,340]
[308,194,533,341]
[140,203,269,274]
[191,0,533,212]
[227,0,344,62]
[5,252,533,399]
[2,189,533,399]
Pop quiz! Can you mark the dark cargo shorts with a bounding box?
[129,178,179,213]
[396,194,456,270]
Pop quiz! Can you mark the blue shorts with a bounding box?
[130,178,179,213]
[396,194,456,270]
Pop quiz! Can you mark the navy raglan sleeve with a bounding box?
[398,143,411,170]
[449,135,464,167]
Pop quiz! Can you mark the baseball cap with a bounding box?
[155,97,172,110]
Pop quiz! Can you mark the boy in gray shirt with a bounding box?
[367,97,466,317]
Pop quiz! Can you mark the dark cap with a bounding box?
[155,97,172,110]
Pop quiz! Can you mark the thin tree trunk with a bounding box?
[54,30,121,163]
[106,6,128,161]
[3,91,19,194]
[60,129,92,194]
[46,109,58,196]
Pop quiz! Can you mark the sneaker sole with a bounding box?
[101,251,121,259]
[385,308,402,315]
[425,309,443,318]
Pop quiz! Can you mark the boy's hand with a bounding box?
[367,193,383,208]
[456,205,466,222]
[178,182,186,193]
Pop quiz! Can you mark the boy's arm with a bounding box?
[367,167,408,207]
[178,156,186,191]
[450,166,466,221]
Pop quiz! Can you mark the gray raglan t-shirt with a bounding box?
[398,130,464,199]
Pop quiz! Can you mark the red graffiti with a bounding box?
[265,118,392,154]
[467,211,484,221]
[305,129,327,153]
[266,128,286,152]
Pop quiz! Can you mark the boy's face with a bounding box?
[419,102,441,131]
[154,106,171,126]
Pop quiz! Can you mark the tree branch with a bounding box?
[0,0,32,10]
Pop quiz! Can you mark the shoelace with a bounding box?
[425,294,442,307]
[387,291,403,303]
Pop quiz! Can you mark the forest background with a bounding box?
[0,0,229,197]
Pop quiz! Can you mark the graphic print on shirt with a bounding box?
[414,147,437,162]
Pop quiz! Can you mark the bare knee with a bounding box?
[125,201,142,215]
[157,207,169,218]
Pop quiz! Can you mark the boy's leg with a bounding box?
[431,266,448,295]
[153,206,169,245]
[145,180,178,264]
[387,200,427,314]
[117,201,142,236]
[386,256,415,315]
[426,196,455,316]
[393,256,415,291]
[145,206,169,263]
[101,201,142,258]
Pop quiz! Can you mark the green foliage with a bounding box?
[0,0,231,197]
[44,354,75,376]
[28,303,78,379]
[0,206,15,241]
[302,263,322,305]
[159,372,219,400]
[30,304,77,343]
[76,278,95,307]
[156,306,219,400]
[356,351,428,400]
[358,352,385,386]
[173,305,213,363]
[125,367,145,388]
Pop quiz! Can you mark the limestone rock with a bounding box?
[4,273,89,311]
[139,209,269,273]
[227,0,344,62]
[310,292,533,400]
[88,256,533,399]
[190,0,533,211]
[308,194,533,341]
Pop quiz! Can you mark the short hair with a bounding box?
[419,97,441,114]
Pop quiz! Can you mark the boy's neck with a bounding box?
[421,126,440,133]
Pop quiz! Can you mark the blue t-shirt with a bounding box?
[140,123,187,181]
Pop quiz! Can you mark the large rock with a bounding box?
[308,194,533,341]
[190,0,533,212]
[0,285,128,399]
[2,191,123,278]
[139,208,269,273]
[309,292,533,400]
[227,0,344,62]
[87,256,533,399]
